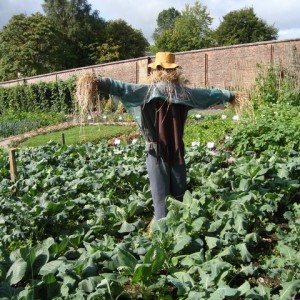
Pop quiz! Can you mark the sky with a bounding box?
[1,0,300,44]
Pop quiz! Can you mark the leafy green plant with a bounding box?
[0,66,300,297]
[184,111,235,147]
[0,140,299,299]
[0,77,76,115]
[252,61,300,108]
[0,112,66,139]
[224,103,300,156]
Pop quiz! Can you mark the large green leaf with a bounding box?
[16,288,35,300]
[6,258,27,285]
[205,236,222,250]
[277,242,299,263]
[132,263,152,283]
[82,258,98,278]
[237,281,251,296]
[167,274,190,296]
[234,213,247,235]
[276,280,300,300]
[172,235,192,253]
[144,245,166,273]
[39,259,65,276]
[49,238,70,256]
[117,247,138,275]
[42,273,57,284]
[208,285,239,300]
[100,273,128,284]
[118,221,135,233]
[78,276,102,293]
[0,282,20,299]
[236,243,252,262]
[208,219,223,233]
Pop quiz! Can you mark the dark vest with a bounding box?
[141,99,189,165]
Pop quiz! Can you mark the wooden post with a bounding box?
[270,45,274,65]
[204,53,208,87]
[61,133,65,145]
[9,148,17,182]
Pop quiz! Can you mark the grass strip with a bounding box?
[20,124,136,147]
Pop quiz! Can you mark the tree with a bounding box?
[0,13,68,81]
[42,0,106,67]
[152,1,214,53]
[43,0,149,65]
[0,0,150,80]
[96,19,149,63]
[214,7,278,46]
[152,7,180,42]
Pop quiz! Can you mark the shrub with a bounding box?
[225,103,300,156]
[0,77,77,115]
[252,61,300,108]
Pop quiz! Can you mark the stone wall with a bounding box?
[1,38,299,90]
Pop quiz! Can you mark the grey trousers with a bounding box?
[146,152,187,220]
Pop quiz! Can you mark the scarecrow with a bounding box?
[75,52,235,221]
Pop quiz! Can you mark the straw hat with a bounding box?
[148,52,179,69]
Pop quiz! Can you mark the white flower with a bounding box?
[192,141,200,147]
[114,139,121,145]
[232,115,239,121]
[103,115,107,120]
[195,114,201,121]
[221,114,227,119]
[118,116,123,120]
[87,115,92,120]
[132,138,138,144]
[207,142,215,149]
[225,136,233,140]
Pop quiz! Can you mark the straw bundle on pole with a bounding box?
[74,72,100,123]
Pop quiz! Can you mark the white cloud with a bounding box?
[279,28,300,40]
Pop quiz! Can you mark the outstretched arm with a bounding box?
[187,87,235,109]
[97,77,149,109]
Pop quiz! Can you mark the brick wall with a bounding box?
[1,38,299,90]
[173,39,300,90]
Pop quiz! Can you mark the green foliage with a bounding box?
[96,19,149,64]
[0,77,76,115]
[214,7,278,46]
[252,62,300,107]
[223,61,300,157]
[95,42,121,64]
[224,103,300,156]
[0,0,149,80]
[20,124,135,147]
[0,141,299,299]
[152,7,180,42]
[151,1,214,53]
[42,0,107,68]
[0,57,300,298]
[184,111,235,147]
[0,112,65,139]
[0,13,68,81]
